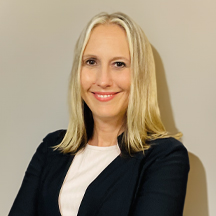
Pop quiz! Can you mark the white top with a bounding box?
[59,144,121,216]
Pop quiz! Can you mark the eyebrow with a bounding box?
[82,54,130,62]
[111,56,130,62]
[82,54,97,59]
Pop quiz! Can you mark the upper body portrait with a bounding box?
[9,12,189,216]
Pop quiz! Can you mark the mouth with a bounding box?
[92,92,119,102]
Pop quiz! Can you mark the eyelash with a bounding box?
[85,59,126,68]
[86,59,96,65]
[114,62,126,68]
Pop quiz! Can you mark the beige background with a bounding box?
[1,0,215,215]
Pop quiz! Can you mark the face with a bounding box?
[80,24,131,122]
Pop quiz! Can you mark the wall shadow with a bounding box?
[184,153,209,216]
[152,47,209,216]
[152,46,178,134]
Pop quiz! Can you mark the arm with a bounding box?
[9,135,49,216]
[132,139,190,216]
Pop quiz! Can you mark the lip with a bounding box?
[92,92,118,102]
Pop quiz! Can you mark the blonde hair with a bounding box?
[55,12,181,154]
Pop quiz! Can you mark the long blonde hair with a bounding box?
[55,12,181,154]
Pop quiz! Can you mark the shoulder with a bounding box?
[148,137,188,156]
[138,137,189,168]
[36,129,67,155]
[42,129,66,147]
[130,138,189,216]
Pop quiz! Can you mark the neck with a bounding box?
[88,116,125,147]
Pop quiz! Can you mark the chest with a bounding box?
[37,153,144,216]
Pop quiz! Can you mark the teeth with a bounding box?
[97,94,112,98]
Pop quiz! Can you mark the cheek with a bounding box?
[80,68,96,91]
[126,71,131,91]
[80,70,90,91]
[125,78,131,92]
[118,71,131,92]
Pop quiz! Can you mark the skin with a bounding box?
[80,24,131,147]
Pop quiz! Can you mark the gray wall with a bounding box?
[1,0,215,215]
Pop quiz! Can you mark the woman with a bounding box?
[9,12,189,216]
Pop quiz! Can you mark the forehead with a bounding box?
[91,23,126,36]
[83,24,130,57]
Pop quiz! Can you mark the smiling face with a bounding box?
[80,24,131,123]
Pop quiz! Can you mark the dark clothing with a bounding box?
[9,130,189,216]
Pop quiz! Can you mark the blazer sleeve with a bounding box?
[132,139,190,216]
[9,134,50,216]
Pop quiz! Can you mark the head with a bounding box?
[80,23,131,137]
[58,12,167,154]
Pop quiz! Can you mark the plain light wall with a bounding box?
[1,0,215,215]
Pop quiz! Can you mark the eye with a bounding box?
[86,59,96,65]
[114,62,126,68]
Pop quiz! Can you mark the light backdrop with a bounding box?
[1,1,215,215]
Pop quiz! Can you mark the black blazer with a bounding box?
[9,130,189,216]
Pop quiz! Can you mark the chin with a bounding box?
[94,112,117,120]
[92,109,126,121]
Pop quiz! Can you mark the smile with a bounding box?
[92,92,118,102]
[97,94,112,98]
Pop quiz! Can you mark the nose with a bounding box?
[95,65,112,88]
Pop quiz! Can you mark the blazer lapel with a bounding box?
[77,134,138,216]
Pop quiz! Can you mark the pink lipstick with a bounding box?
[92,92,118,102]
